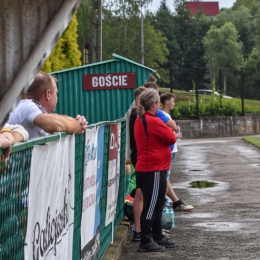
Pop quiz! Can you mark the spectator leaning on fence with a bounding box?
[0,123,29,159]
[8,72,87,140]
[134,88,176,252]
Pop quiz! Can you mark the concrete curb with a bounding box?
[103,221,131,260]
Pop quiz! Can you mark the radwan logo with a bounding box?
[84,139,97,166]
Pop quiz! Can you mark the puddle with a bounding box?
[193,222,246,232]
[176,213,221,219]
[247,164,260,167]
[189,180,218,189]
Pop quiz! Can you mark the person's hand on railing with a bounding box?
[75,115,88,133]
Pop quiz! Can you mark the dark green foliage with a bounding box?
[152,0,212,90]
[173,102,197,119]
[173,94,242,119]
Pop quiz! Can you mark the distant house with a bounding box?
[185,1,220,18]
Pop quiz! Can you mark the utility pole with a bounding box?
[92,0,102,63]
[140,2,144,65]
[208,56,213,89]
[98,0,102,62]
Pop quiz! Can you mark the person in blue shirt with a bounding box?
[159,92,194,211]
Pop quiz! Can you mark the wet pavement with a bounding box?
[120,136,260,260]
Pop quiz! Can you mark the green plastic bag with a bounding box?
[125,202,173,230]
[161,211,173,230]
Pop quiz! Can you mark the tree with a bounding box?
[243,48,260,99]
[102,12,168,68]
[158,0,169,11]
[41,13,82,72]
[101,0,168,68]
[103,0,152,17]
[203,22,243,69]
[233,0,260,10]
[152,1,212,90]
[215,5,254,58]
[152,3,180,68]
[203,22,244,96]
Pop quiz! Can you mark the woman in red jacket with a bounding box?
[134,88,176,252]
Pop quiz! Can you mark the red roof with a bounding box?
[185,2,220,17]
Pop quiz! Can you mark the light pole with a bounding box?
[140,1,144,65]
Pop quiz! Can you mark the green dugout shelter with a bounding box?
[52,53,160,124]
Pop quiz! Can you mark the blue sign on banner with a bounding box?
[94,124,104,234]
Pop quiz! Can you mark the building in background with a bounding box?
[186,1,220,18]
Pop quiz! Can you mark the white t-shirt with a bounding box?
[161,110,178,153]
[8,99,48,140]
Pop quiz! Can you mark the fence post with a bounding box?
[240,67,245,115]
[219,69,223,116]
[170,68,174,118]
[195,67,199,118]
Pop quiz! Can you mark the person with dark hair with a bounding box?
[143,82,158,90]
[128,86,146,242]
[134,88,176,252]
[8,72,87,140]
[129,87,146,167]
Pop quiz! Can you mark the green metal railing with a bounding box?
[0,120,126,260]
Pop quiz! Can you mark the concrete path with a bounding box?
[120,136,260,260]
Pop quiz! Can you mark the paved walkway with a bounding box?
[120,136,260,260]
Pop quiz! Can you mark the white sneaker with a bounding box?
[174,201,194,212]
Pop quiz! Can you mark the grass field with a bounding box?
[242,136,260,149]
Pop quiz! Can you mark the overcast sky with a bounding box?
[148,0,236,13]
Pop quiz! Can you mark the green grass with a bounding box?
[242,136,260,149]
[159,88,260,114]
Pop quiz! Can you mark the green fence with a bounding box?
[0,120,126,260]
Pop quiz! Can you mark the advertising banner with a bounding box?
[24,135,75,260]
[105,123,121,226]
[81,126,104,260]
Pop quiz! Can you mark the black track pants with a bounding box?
[136,171,167,244]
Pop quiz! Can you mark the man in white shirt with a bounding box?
[8,72,87,140]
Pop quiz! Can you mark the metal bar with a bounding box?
[140,6,144,65]
[241,67,245,115]
[195,67,199,118]
[0,0,82,128]
[170,68,174,118]
[98,0,102,62]
[219,69,222,116]
[92,0,97,63]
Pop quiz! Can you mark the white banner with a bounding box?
[81,128,100,260]
[105,123,121,226]
[24,135,75,260]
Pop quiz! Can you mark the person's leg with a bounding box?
[131,188,143,242]
[167,153,194,212]
[138,171,164,244]
[133,188,142,233]
[136,171,165,252]
[151,171,167,241]
[152,171,175,248]
[165,152,177,204]
[166,179,179,203]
